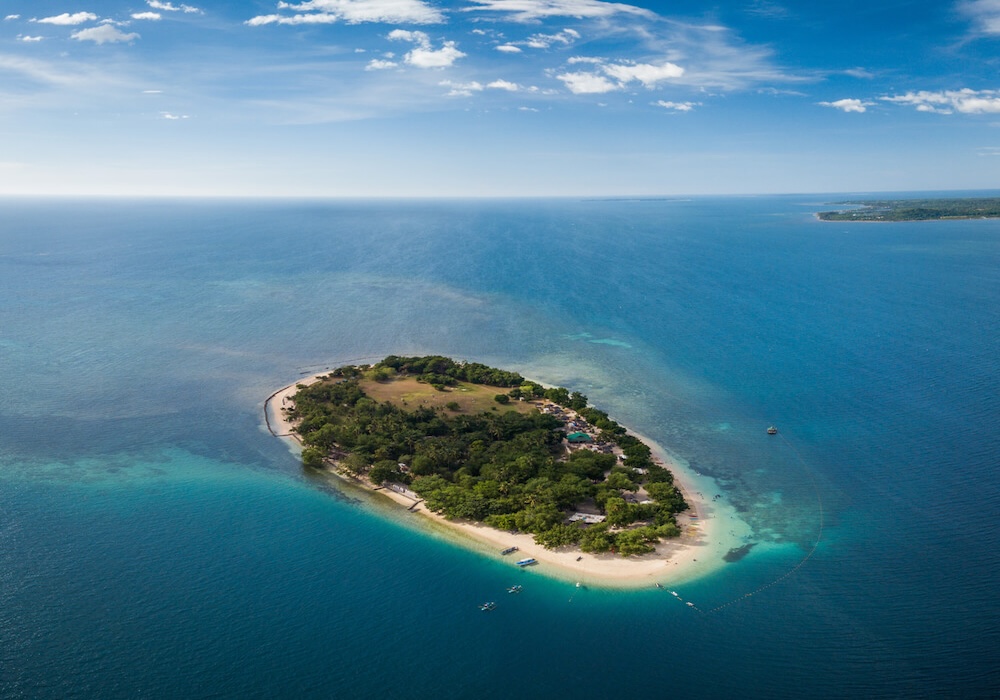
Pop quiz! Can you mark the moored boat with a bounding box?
[515,558,537,567]
[500,546,518,555]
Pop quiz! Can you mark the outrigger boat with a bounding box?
[479,601,497,611]
[500,546,519,555]
[507,585,523,594]
[516,558,537,567]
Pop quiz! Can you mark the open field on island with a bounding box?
[357,376,538,415]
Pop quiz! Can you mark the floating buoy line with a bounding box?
[654,429,825,615]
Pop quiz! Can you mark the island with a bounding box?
[266,355,747,586]
[817,197,1000,222]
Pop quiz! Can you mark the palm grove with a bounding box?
[289,356,688,556]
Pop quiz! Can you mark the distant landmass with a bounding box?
[817,197,1000,222]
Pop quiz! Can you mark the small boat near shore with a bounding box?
[507,585,523,594]
[500,546,518,555]
[516,558,537,567]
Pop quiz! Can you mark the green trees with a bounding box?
[292,356,688,556]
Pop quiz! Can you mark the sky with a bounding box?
[1,0,999,196]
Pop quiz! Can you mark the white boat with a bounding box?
[515,558,537,567]
[479,601,497,611]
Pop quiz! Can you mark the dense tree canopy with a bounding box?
[290,356,688,556]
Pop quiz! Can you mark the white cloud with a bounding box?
[71,25,140,44]
[388,30,465,68]
[556,58,684,94]
[34,12,98,26]
[465,0,655,22]
[365,58,398,70]
[556,71,618,94]
[524,28,579,48]
[602,61,684,87]
[496,44,521,53]
[882,89,1000,114]
[978,146,1000,156]
[132,12,162,20]
[406,41,465,67]
[439,79,483,96]
[518,106,539,111]
[5,15,21,21]
[248,0,443,26]
[162,112,189,119]
[19,35,44,42]
[143,89,163,93]
[844,67,874,79]
[655,100,698,111]
[487,79,520,91]
[959,0,1000,34]
[148,1,202,13]
[819,98,869,113]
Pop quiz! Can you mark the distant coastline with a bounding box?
[817,197,1000,222]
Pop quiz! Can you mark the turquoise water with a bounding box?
[1,196,997,697]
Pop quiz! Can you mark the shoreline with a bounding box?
[264,371,752,589]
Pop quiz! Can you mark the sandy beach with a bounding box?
[264,372,752,589]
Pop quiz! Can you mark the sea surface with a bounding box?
[1,195,997,698]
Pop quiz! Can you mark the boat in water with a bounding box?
[479,601,497,611]
[507,585,523,594]
[515,558,537,567]
[767,426,778,435]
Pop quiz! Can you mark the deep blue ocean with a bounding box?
[1,195,997,698]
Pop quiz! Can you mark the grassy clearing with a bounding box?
[359,376,537,415]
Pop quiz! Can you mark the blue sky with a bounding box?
[1,0,999,196]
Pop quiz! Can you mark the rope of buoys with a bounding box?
[695,430,825,614]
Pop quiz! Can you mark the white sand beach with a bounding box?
[264,372,752,589]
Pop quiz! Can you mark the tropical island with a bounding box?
[266,356,749,585]
[817,197,1000,222]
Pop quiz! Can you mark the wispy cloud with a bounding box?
[819,98,869,113]
[147,1,202,13]
[978,146,1000,155]
[365,58,398,70]
[161,112,189,119]
[882,88,1000,114]
[745,0,789,18]
[5,15,21,21]
[465,0,655,22]
[33,12,98,26]
[19,35,44,42]
[132,12,162,21]
[439,79,483,96]
[388,30,465,68]
[247,0,444,26]
[958,0,1000,35]
[71,25,140,44]
[655,100,699,112]
[523,28,579,49]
